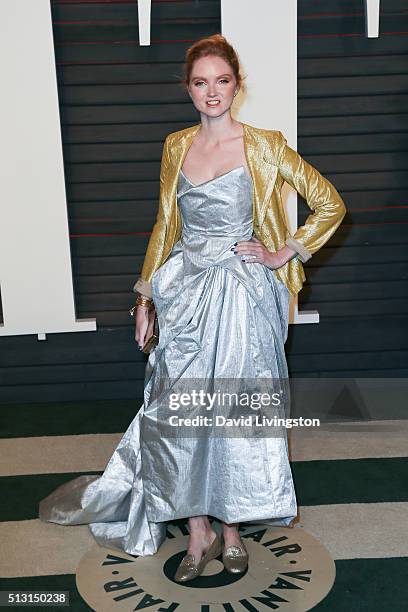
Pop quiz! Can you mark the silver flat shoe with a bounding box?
[174,532,222,582]
[222,535,249,574]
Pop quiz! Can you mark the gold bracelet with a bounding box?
[136,300,151,309]
[129,298,154,317]
[136,295,152,307]
[130,303,153,316]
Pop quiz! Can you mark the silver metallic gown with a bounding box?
[39,165,297,556]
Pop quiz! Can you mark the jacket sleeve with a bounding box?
[132,136,171,297]
[277,131,347,263]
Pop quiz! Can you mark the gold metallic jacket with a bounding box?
[133,122,346,298]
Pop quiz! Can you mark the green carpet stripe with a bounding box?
[292,457,408,506]
[315,557,408,611]
[1,399,144,438]
[0,457,407,522]
[0,472,101,522]
[1,558,407,611]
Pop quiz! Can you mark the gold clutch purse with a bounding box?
[129,301,159,354]
[141,308,159,354]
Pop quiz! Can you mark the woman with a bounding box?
[39,34,346,582]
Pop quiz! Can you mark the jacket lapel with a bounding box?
[166,122,279,233]
[242,123,279,227]
[162,124,200,244]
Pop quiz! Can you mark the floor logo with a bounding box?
[76,524,335,611]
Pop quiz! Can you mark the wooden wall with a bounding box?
[0,0,407,403]
[294,0,408,376]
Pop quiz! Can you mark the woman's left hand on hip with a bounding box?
[232,236,283,269]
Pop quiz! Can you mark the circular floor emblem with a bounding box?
[76,524,335,611]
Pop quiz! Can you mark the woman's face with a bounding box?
[187,55,238,118]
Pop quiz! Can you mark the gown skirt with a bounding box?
[39,165,297,556]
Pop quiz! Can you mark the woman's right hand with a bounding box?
[134,304,151,350]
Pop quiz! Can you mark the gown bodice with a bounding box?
[177,165,253,240]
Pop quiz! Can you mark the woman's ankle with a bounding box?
[188,516,214,536]
[222,521,240,534]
